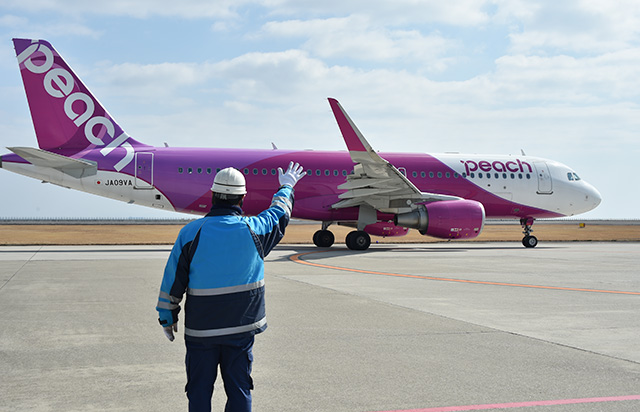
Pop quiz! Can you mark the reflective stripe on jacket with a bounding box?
[156,185,294,342]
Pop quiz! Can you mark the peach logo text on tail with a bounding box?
[16,40,133,172]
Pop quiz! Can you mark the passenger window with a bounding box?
[178,167,183,174]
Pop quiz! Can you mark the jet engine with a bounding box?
[394,199,485,239]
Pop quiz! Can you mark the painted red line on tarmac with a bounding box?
[289,251,640,296]
[371,395,640,412]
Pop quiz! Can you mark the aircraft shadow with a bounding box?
[273,244,564,262]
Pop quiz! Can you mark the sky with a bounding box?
[0,0,638,219]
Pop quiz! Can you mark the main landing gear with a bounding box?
[312,223,371,251]
[312,229,334,248]
[345,230,371,251]
[521,217,538,248]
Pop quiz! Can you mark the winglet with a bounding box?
[328,98,372,153]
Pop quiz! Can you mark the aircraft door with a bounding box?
[135,152,154,189]
[534,162,553,194]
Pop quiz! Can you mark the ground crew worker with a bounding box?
[156,162,305,412]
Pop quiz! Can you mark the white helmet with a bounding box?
[211,167,247,195]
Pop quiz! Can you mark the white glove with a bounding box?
[278,162,306,188]
[163,324,178,342]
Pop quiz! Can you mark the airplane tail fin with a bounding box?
[13,39,146,158]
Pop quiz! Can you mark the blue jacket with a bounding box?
[156,185,294,342]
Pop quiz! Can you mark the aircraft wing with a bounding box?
[328,98,460,213]
[8,147,97,179]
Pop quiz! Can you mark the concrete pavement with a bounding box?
[1,243,638,411]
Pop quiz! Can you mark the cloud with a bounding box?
[210,49,332,100]
[0,14,28,27]
[494,0,640,54]
[491,51,640,104]
[89,61,209,106]
[206,45,640,112]
[259,0,492,27]
[261,16,457,71]
[1,0,245,19]
[83,43,637,160]
[0,13,101,39]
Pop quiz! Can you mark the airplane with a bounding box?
[1,39,602,250]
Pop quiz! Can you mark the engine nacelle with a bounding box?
[394,199,485,239]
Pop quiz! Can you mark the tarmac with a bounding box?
[1,242,639,411]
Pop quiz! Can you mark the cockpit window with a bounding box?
[567,172,581,181]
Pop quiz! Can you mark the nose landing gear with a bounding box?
[521,217,538,248]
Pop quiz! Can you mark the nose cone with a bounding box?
[583,182,602,212]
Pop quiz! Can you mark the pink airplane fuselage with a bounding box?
[2,145,595,223]
[60,146,580,221]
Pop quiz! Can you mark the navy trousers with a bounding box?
[185,336,255,412]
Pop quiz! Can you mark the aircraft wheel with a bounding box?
[313,230,335,248]
[346,230,371,251]
[522,235,538,248]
